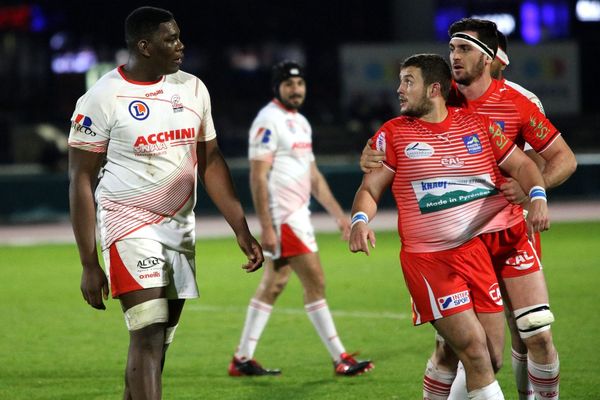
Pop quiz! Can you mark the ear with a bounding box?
[429,82,441,98]
[137,39,151,57]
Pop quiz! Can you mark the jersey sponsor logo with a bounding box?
[129,100,150,120]
[145,89,163,97]
[72,114,96,136]
[492,120,505,131]
[133,127,196,154]
[138,271,161,280]
[488,283,503,305]
[404,142,434,159]
[438,290,470,311]
[375,132,386,152]
[286,119,296,133]
[529,115,550,140]
[292,142,312,150]
[505,250,536,270]
[440,155,464,168]
[171,94,184,113]
[411,174,497,214]
[488,123,509,150]
[462,134,482,154]
[255,127,272,143]
[137,257,161,269]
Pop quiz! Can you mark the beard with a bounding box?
[454,54,485,86]
[400,93,434,118]
[279,94,304,110]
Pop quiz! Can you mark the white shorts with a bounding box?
[269,211,318,260]
[102,238,199,299]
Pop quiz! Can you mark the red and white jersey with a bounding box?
[448,78,559,233]
[68,66,216,251]
[503,78,545,151]
[373,107,522,253]
[248,99,314,224]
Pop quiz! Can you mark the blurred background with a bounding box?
[1,0,599,223]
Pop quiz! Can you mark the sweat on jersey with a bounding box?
[372,107,522,253]
[248,99,314,225]
[68,66,216,251]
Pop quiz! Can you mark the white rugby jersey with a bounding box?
[248,99,314,224]
[68,66,216,251]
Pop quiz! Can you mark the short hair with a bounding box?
[448,18,499,57]
[124,6,174,49]
[401,54,452,100]
[497,30,508,52]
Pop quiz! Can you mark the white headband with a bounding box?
[496,47,510,66]
[451,32,495,60]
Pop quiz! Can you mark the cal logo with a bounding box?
[129,100,150,120]
[438,290,470,311]
[462,134,482,154]
[488,283,503,306]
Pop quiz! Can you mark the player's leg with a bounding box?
[229,258,290,376]
[433,310,504,399]
[425,333,459,400]
[289,252,373,375]
[503,271,559,399]
[120,287,168,400]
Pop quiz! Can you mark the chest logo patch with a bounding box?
[404,142,434,159]
[129,100,150,121]
[462,134,482,154]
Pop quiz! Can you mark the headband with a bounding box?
[495,47,510,66]
[451,32,495,60]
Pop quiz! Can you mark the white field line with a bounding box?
[185,303,409,320]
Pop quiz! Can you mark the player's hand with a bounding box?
[80,264,109,310]
[349,223,376,256]
[526,199,550,236]
[260,226,278,255]
[360,139,385,174]
[237,234,264,273]
[336,217,351,241]
[500,178,528,204]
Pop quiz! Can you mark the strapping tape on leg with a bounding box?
[124,298,169,331]
[165,324,179,345]
[514,304,554,339]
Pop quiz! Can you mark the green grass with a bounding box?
[1,221,599,399]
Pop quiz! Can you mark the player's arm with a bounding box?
[68,147,108,310]
[359,138,386,173]
[249,159,277,254]
[197,138,263,272]
[310,162,350,240]
[498,147,550,234]
[349,166,394,255]
[537,136,577,189]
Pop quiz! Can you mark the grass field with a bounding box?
[1,221,599,399]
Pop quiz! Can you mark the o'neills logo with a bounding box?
[133,127,195,154]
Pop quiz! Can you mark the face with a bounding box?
[278,77,306,109]
[397,66,433,118]
[147,20,185,75]
[449,30,487,85]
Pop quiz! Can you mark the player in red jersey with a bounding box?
[359,19,574,400]
[350,53,550,400]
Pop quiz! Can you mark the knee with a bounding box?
[433,338,460,369]
[490,352,503,373]
[524,330,555,354]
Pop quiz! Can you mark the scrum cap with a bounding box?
[271,60,305,96]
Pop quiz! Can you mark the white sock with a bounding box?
[234,298,272,360]
[423,358,456,400]
[304,299,345,361]
[528,356,559,400]
[511,349,534,400]
[467,380,504,400]
[448,361,468,400]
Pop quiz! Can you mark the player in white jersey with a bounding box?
[68,7,263,399]
[228,61,374,377]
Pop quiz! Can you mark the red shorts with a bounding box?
[400,237,503,326]
[480,220,542,279]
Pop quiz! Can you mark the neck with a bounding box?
[122,57,163,82]
[456,72,492,101]
[420,103,448,123]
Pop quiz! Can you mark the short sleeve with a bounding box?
[483,116,517,165]
[196,79,217,142]
[68,91,111,153]
[371,123,396,171]
[248,117,278,163]
[516,98,560,153]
